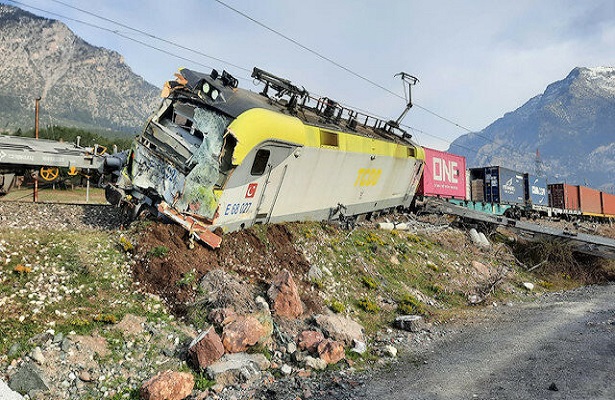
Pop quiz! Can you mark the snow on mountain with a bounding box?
[449,66,615,191]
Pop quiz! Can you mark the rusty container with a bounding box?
[601,192,615,216]
[548,183,580,211]
[578,186,602,214]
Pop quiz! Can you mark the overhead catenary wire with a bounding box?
[48,0,251,74]
[7,0,218,72]
[211,0,543,162]
[9,0,546,171]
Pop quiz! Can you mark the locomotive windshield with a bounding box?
[131,100,233,220]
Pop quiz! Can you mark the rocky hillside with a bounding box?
[2,199,614,399]
[449,67,615,191]
[0,5,160,135]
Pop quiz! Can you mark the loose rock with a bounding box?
[222,315,266,353]
[267,269,303,318]
[316,339,345,365]
[140,370,194,400]
[188,326,225,369]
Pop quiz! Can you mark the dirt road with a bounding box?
[323,284,615,400]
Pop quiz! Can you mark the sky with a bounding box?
[3,0,615,150]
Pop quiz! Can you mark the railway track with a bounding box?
[0,200,128,231]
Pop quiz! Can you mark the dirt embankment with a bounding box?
[132,222,321,316]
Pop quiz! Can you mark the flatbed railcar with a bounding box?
[0,134,123,195]
[420,160,615,221]
[106,67,425,247]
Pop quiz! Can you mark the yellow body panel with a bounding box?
[227,108,424,166]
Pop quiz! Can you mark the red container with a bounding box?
[548,183,580,211]
[601,192,615,216]
[418,147,466,199]
[578,186,602,214]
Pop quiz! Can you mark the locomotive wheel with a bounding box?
[67,166,79,176]
[39,166,59,181]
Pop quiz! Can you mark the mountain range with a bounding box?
[1,5,614,191]
[0,4,159,135]
[449,66,615,191]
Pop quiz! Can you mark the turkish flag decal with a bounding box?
[245,183,258,198]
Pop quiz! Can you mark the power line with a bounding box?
[48,0,251,74]
[9,0,539,170]
[12,0,468,150]
[211,0,536,159]
[7,0,219,71]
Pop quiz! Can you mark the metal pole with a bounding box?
[35,97,41,139]
[86,171,90,203]
[33,173,38,203]
[33,97,41,202]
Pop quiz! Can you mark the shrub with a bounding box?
[329,299,346,314]
[148,246,169,258]
[397,293,425,315]
[357,297,380,313]
[361,275,378,290]
[93,314,118,324]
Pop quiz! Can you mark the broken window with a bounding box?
[175,107,231,220]
[216,133,237,188]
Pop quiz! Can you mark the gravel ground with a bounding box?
[0,202,128,231]
[288,284,615,400]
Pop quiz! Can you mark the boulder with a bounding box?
[222,315,266,353]
[297,330,324,353]
[304,356,327,371]
[254,296,274,345]
[187,326,225,369]
[351,339,367,354]
[394,315,425,332]
[140,370,194,400]
[314,314,365,345]
[8,362,49,395]
[206,353,270,386]
[471,260,491,277]
[267,269,303,318]
[316,339,345,364]
[384,345,398,357]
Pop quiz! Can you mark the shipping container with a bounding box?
[579,185,602,214]
[524,174,548,206]
[417,148,467,199]
[601,192,615,216]
[548,183,580,211]
[482,166,525,205]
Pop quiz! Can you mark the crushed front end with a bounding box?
[106,69,238,248]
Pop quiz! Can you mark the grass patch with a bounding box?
[0,227,168,355]
[356,297,380,313]
[148,246,169,258]
[397,293,426,316]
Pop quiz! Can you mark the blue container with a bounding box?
[484,166,525,206]
[524,174,548,206]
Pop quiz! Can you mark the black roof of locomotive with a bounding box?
[169,68,416,146]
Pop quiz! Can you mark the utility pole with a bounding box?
[35,97,41,139]
[33,97,41,202]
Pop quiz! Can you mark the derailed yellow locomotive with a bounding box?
[106,67,425,247]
